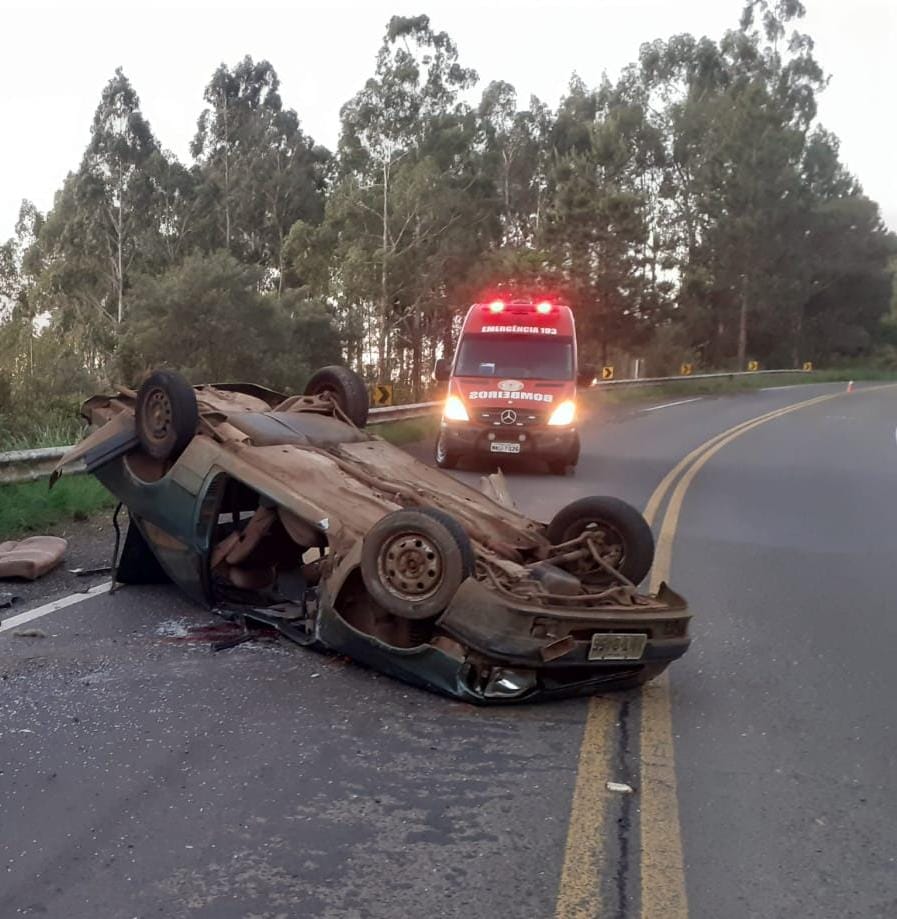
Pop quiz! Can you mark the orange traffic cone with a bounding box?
[846,380,854,393]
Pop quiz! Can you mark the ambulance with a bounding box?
[433,297,592,475]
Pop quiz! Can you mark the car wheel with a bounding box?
[546,496,654,585]
[304,365,369,427]
[434,432,459,469]
[135,369,199,461]
[361,507,475,619]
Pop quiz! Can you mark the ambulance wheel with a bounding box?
[435,432,459,469]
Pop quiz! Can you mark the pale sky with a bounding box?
[1,0,894,243]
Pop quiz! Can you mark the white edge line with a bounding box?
[0,581,112,633]
[760,383,820,391]
[642,397,703,413]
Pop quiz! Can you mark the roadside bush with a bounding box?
[871,344,897,371]
[638,323,703,377]
[118,250,343,392]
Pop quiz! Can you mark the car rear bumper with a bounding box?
[319,579,691,704]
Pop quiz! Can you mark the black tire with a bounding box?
[361,507,474,620]
[434,432,459,469]
[416,507,476,574]
[546,496,654,585]
[135,369,199,461]
[304,365,369,427]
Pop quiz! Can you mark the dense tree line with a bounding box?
[1,1,895,421]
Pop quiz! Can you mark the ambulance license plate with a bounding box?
[588,633,647,661]
[490,442,521,454]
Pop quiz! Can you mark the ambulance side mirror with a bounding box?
[577,365,596,387]
[434,358,452,382]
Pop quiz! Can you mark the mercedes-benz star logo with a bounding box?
[500,409,518,425]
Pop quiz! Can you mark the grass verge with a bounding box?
[371,414,440,445]
[0,477,116,540]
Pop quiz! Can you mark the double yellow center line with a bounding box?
[555,386,873,919]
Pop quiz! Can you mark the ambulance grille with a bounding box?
[478,409,547,427]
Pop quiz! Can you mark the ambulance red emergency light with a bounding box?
[433,297,593,475]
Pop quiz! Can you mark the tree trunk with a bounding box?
[117,160,124,325]
[442,318,454,358]
[277,221,285,295]
[222,90,231,251]
[379,158,390,382]
[737,285,748,370]
[411,300,422,402]
[791,307,803,368]
[502,150,511,240]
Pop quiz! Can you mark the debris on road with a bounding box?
[11,628,47,639]
[69,565,112,577]
[0,591,20,608]
[605,781,636,794]
[0,536,67,580]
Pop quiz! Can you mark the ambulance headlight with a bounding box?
[547,400,576,426]
[443,395,470,422]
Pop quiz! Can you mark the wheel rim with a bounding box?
[565,520,625,572]
[144,388,172,444]
[435,434,447,463]
[377,531,444,602]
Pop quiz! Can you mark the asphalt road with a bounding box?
[2,381,895,918]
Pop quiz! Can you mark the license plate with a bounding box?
[588,633,647,661]
[490,442,521,454]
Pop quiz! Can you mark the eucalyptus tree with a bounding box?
[144,151,204,268]
[192,57,281,253]
[78,68,159,325]
[477,82,554,246]
[0,201,43,379]
[335,15,479,382]
[193,56,327,288]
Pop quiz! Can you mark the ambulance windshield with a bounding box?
[454,335,574,381]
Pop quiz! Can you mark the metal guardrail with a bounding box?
[0,447,75,486]
[368,401,439,421]
[0,370,816,486]
[593,368,811,388]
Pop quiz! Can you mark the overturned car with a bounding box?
[53,366,691,703]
